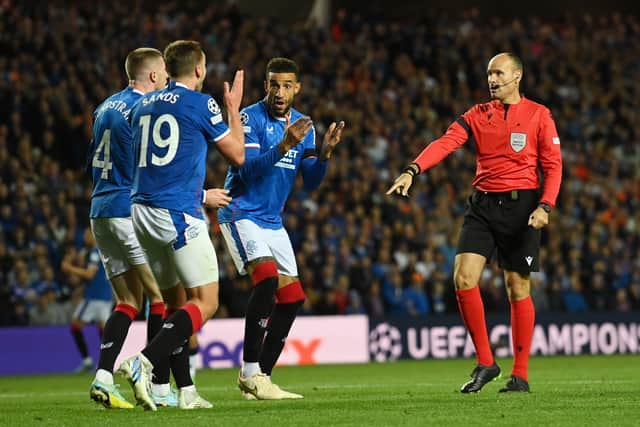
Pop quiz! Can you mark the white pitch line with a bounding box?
[0,379,636,399]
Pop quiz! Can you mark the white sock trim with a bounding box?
[151,383,170,396]
[241,362,260,378]
[95,369,113,385]
[180,385,196,393]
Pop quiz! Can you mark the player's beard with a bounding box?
[271,102,293,117]
[268,97,293,118]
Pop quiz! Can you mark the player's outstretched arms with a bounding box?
[204,188,232,209]
[318,121,345,161]
[278,116,313,154]
[218,70,245,166]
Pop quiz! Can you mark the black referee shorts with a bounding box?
[456,189,541,274]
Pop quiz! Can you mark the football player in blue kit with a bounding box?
[118,40,244,410]
[86,48,170,409]
[218,57,345,400]
[61,229,113,374]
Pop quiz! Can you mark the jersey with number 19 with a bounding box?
[130,81,229,219]
[90,86,143,219]
[129,81,229,289]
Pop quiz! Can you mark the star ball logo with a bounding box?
[208,98,221,115]
[369,322,403,362]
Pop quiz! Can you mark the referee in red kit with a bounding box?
[387,52,562,393]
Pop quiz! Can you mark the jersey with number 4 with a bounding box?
[90,86,142,219]
[130,81,230,219]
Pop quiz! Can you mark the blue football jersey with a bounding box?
[89,86,143,218]
[84,248,113,302]
[218,100,317,229]
[130,81,230,218]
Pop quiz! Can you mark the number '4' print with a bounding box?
[92,129,112,180]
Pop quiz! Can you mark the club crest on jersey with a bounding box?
[208,98,221,115]
[245,240,258,256]
[510,132,527,152]
[186,226,200,240]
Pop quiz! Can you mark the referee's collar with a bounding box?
[498,94,526,108]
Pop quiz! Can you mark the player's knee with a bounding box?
[275,280,305,304]
[249,260,279,287]
[194,290,220,320]
[249,261,279,297]
[453,269,477,290]
[203,298,219,319]
[115,293,141,311]
[505,273,530,300]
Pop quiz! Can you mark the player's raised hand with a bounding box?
[319,121,345,161]
[386,173,414,197]
[279,116,313,154]
[223,70,244,112]
[204,188,232,209]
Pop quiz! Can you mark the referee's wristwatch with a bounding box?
[538,203,551,213]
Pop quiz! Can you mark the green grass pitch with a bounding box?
[0,355,638,426]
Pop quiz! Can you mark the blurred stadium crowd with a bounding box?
[1,2,639,326]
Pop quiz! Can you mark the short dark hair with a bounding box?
[266,57,299,80]
[163,40,204,79]
[125,48,163,80]
[504,52,523,72]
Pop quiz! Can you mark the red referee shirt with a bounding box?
[413,96,563,207]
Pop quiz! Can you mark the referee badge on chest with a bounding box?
[510,132,527,152]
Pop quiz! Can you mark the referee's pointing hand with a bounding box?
[386,173,414,197]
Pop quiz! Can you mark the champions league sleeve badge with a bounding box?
[208,98,221,115]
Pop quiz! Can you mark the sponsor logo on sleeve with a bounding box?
[552,137,560,145]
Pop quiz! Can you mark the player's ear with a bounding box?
[294,81,301,95]
[263,80,268,93]
[149,70,157,84]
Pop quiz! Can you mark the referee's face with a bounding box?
[265,72,300,117]
[487,55,520,102]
